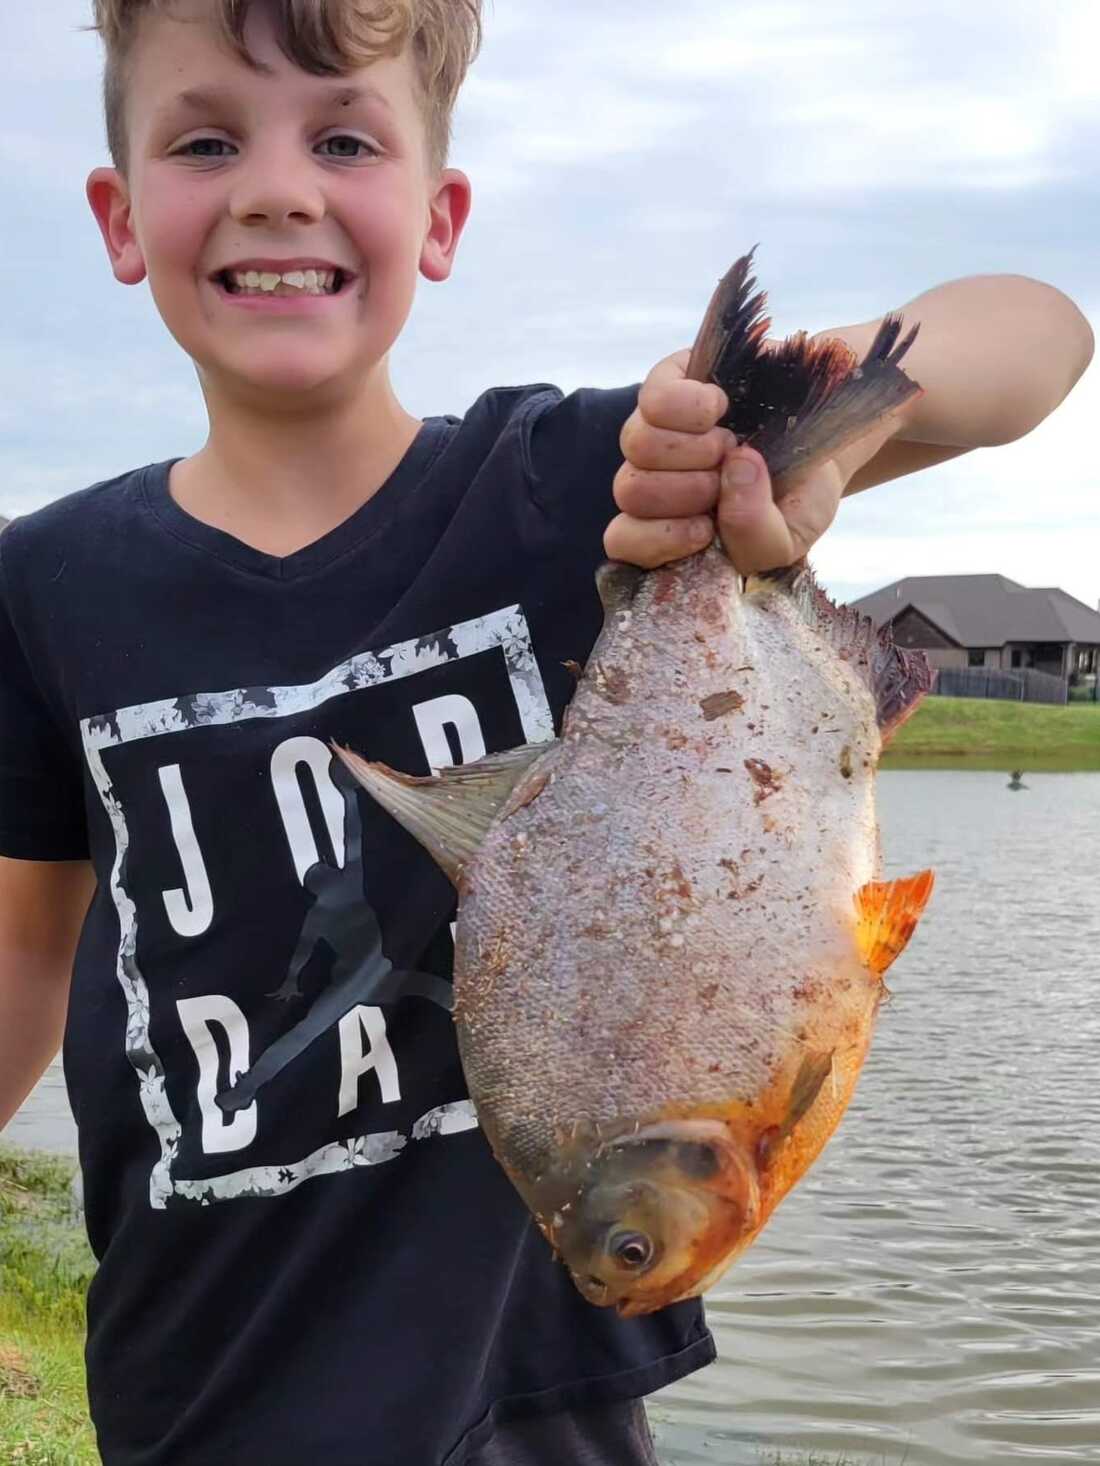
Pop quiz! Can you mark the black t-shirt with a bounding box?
[0,385,714,1466]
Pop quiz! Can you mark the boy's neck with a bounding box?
[170,365,423,559]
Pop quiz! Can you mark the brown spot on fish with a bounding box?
[512,771,551,811]
[700,690,746,721]
[592,661,631,704]
[839,744,854,779]
[563,660,583,682]
[654,571,680,606]
[745,759,782,804]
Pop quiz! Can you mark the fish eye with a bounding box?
[607,1229,655,1271]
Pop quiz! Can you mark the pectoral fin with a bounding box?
[855,871,935,977]
[333,743,555,887]
[785,1051,835,1132]
[757,1051,834,1170]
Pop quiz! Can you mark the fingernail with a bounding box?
[726,456,759,487]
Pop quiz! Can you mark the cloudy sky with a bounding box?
[3,1,1097,605]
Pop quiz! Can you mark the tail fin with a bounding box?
[687,250,922,489]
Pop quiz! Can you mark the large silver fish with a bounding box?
[337,252,936,1315]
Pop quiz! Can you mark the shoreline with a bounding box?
[883,696,1100,771]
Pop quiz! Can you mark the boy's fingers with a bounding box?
[774,463,845,560]
[604,512,714,570]
[612,463,722,519]
[620,420,733,472]
[715,449,795,574]
[637,373,729,434]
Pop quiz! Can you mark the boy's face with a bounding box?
[88,1,470,405]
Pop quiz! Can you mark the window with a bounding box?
[968,649,985,667]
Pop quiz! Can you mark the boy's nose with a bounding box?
[229,156,326,229]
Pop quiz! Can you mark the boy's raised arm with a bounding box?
[0,856,95,1132]
[609,272,1093,575]
[826,274,1095,493]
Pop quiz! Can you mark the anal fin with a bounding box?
[333,742,555,887]
[855,871,935,977]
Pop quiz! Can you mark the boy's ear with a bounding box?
[420,169,472,284]
[86,168,147,286]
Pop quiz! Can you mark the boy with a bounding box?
[0,2,1090,1463]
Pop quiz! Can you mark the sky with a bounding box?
[2,0,1097,607]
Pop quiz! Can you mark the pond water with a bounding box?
[8,771,1100,1463]
[654,770,1100,1464]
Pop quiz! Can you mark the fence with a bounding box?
[930,666,1068,705]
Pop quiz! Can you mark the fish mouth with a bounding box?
[538,1117,761,1315]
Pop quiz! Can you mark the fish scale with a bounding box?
[337,250,936,1314]
[455,549,880,1176]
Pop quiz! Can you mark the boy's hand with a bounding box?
[607,349,905,574]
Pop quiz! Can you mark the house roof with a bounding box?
[852,573,1100,647]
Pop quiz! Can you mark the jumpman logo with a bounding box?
[217,759,453,1114]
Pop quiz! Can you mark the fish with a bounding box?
[335,250,936,1316]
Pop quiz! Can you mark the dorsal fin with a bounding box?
[686,250,923,491]
[746,566,935,741]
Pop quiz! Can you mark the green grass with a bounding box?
[0,1147,97,1465]
[884,696,1100,770]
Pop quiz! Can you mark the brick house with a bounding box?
[852,574,1100,683]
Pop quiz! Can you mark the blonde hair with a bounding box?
[90,0,482,172]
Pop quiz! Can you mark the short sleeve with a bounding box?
[524,384,640,545]
[0,536,89,860]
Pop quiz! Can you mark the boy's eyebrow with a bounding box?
[160,84,394,118]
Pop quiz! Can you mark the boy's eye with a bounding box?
[176,138,237,159]
[316,135,380,160]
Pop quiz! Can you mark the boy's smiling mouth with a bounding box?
[210,258,357,300]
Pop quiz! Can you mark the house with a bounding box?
[852,574,1100,683]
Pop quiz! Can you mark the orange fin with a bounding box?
[855,871,935,977]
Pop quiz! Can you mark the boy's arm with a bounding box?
[610,273,1094,573]
[0,857,95,1132]
[829,274,1095,494]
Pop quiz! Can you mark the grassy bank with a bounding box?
[0,1146,96,1464]
[884,696,1100,770]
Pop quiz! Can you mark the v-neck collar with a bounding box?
[139,417,456,582]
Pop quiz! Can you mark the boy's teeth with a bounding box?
[226,268,338,296]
